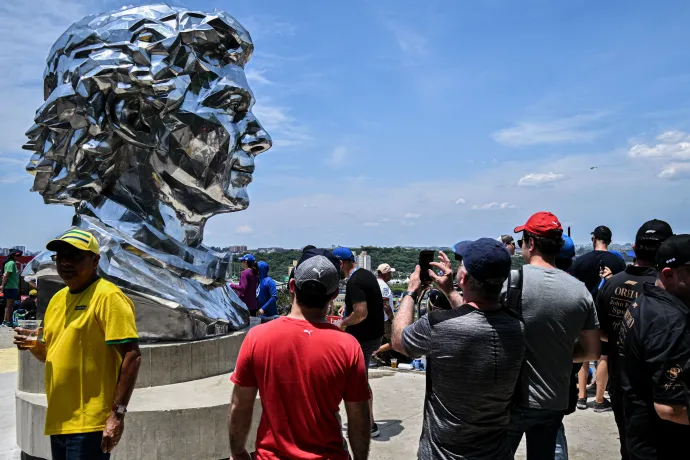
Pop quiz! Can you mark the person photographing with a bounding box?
[14,229,141,459]
[392,238,525,459]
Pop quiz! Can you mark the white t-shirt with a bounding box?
[378,279,393,321]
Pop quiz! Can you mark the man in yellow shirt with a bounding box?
[14,229,141,459]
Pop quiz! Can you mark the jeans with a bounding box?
[51,432,110,460]
[554,423,568,460]
[508,407,566,460]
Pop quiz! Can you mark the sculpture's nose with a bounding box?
[240,113,272,155]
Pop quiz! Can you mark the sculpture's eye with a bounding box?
[203,91,248,114]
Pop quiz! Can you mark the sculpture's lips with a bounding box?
[230,163,254,174]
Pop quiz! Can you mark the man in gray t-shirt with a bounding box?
[507,213,600,460]
[393,238,526,460]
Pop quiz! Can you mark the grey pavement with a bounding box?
[0,363,620,460]
[356,369,620,460]
[0,327,15,349]
[0,372,20,460]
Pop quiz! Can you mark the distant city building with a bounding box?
[257,247,287,254]
[0,248,8,256]
[227,245,248,254]
[357,250,372,271]
[288,260,297,277]
[11,245,26,254]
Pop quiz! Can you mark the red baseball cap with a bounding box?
[514,212,563,237]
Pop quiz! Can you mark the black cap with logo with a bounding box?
[656,234,690,270]
[635,219,673,249]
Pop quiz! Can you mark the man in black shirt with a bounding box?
[571,225,628,412]
[333,246,384,438]
[597,219,673,460]
[619,234,690,460]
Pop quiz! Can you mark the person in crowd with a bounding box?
[13,289,38,322]
[500,234,524,269]
[506,212,600,459]
[391,238,525,459]
[1,249,22,327]
[230,254,259,316]
[333,247,384,438]
[553,234,580,460]
[501,234,517,256]
[228,249,371,460]
[597,219,673,460]
[619,234,690,460]
[374,263,395,357]
[256,261,278,318]
[571,225,627,413]
[14,229,140,459]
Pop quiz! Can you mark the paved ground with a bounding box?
[0,327,620,459]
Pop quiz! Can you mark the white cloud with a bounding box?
[517,172,567,187]
[236,225,253,234]
[384,19,428,60]
[658,163,690,180]
[493,113,605,147]
[404,213,421,219]
[246,68,274,85]
[455,198,467,204]
[364,222,380,227]
[471,202,516,210]
[400,220,416,227]
[252,101,312,149]
[628,130,690,160]
[330,146,348,167]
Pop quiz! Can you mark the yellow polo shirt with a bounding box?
[43,278,138,435]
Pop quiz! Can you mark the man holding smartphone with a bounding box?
[333,247,384,438]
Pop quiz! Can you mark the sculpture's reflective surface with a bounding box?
[23,4,272,340]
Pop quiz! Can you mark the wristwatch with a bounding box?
[402,290,419,303]
[112,404,127,416]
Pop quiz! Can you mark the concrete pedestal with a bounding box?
[16,331,259,460]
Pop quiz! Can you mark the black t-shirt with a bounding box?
[596,265,657,393]
[17,297,36,312]
[570,250,627,293]
[344,269,384,343]
[619,284,690,460]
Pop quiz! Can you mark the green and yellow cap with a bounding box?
[46,229,100,255]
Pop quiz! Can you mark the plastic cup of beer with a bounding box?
[17,320,42,350]
[390,358,398,369]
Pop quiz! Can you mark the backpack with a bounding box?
[502,267,527,409]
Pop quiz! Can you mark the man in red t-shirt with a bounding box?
[229,248,371,460]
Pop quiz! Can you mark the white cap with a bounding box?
[377,263,396,274]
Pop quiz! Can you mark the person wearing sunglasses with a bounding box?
[14,229,141,459]
[506,212,601,460]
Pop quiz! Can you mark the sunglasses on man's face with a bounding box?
[508,241,516,246]
[51,252,89,263]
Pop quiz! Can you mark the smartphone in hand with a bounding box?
[419,250,435,284]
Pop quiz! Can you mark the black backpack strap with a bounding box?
[502,267,526,409]
[504,267,523,317]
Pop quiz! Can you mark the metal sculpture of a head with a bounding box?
[24,4,271,244]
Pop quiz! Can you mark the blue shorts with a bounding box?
[51,432,110,460]
[3,288,18,300]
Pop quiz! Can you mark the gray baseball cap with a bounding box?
[294,249,341,296]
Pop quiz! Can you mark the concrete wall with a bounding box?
[18,330,247,393]
[16,375,261,460]
[17,329,256,459]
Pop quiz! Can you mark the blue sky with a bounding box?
[2,0,690,251]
